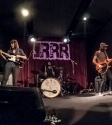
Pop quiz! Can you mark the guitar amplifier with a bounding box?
[6,73,13,85]
[94,76,102,93]
[0,73,12,85]
[0,72,3,84]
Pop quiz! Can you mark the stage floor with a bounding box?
[43,92,112,125]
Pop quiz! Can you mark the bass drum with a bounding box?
[41,78,61,98]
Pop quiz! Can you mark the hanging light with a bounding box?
[21,8,29,17]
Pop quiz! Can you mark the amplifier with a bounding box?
[0,73,12,85]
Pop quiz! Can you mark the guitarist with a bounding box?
[0,39,27,86]
[93,42,112,96]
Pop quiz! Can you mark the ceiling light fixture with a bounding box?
[21,8,29,17]
[63,36,70,43]
[83,17,87,21]
[28,35,36,42]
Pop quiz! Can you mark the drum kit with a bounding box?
[31,66,68,98]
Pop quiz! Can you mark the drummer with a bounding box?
[45,61,55,77]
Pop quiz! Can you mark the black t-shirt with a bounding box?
[95,50,107,62]
[46,66,53,77]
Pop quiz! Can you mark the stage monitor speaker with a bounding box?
[0,86,45,125]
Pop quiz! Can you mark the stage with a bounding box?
[43,92,112,125]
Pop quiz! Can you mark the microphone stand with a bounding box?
[71,58,88,91]
[27,51,33,87]
[70,59,77,74]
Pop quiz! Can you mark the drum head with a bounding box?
[41,78,61,98]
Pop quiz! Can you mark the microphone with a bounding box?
[33,50,36,54]
[70,60,77,65]
[74,62,77,65]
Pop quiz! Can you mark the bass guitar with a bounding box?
[96,59,112,74]
[0,50,24,67]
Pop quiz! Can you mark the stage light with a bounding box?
[30,37,36,42]
[63,36,70,43]
[28,35,36,42]
[83,17,87,21]
[63,38,68,43]
[21,8,29,17]
[83,13,90,21]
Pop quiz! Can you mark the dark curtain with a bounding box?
[17,40,87,88]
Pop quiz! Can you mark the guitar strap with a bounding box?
[15,48,20,55]
[104,51,108,59]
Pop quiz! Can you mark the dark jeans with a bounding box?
[1,67,20,86]
[99,69,112,93]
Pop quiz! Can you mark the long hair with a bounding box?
[10,39,19,49]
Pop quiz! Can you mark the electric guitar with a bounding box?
[0,50,24,67]
[96,59,112,74]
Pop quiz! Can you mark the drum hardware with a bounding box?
[31,68,67,97]
[53,58,77,94]
[31,70,46,87]
[31,70,45,76]
[57,67,68,96]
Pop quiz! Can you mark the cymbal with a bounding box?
[31,70,44,75]
[55,67,66,70]
[55,67,61,69]
[67,78,76,81]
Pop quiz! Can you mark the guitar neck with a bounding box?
[2,51,12,58]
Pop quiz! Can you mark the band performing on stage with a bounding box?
[0,40,112,98]
[0,41,78,98]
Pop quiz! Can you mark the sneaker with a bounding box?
[99,93,104,96]
[109,91,112,95]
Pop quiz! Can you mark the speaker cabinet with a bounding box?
[95,76,102,93]
[0,86,45,125]
[6,73,13,85]
[0,73,12,85]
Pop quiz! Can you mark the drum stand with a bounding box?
[58,68,67,96]
[35,74,39,87]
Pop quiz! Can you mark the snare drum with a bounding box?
[41,78,61,98]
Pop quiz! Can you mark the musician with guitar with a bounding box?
[0,39,27,86]
[93,42,112,96]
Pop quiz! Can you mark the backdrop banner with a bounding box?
[33,41,70,60]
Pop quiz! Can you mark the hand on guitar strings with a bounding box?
[16,55,21,58]
[98,64,103,68]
